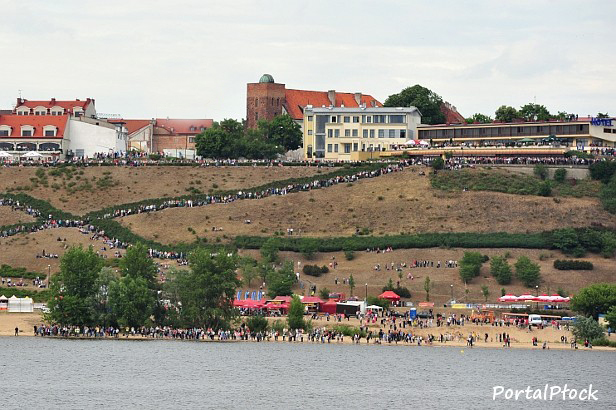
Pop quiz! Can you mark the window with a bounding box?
[22,130,32,137]
[35,111,46,115]
[334,144,339,153]
[363,129,368,138]
[389,115,404,124]
[345,129,350,137]
[308,130,313,135]
[0,130,8,136]
[343,116,350,123]
[389,129,396,138]
[190,126,196,131]
[334,129,340,138]
[378,129,385,138]
[255,98,259,106]
[353,116,360,123]
[605,128,612,134]
[255,112,259,121]
[344,143,351,153]
[44,130,55,137]
[327,144,332,152]
[352,129,358,137]
[200,127,206,131]
[400,130,406,139]
[374,115,387,123]
[307,116,313,121]
[370,129,375,138]
[353,143,358,151]
[328,129,333,138]
[188,137,195,143]
[331,116,337,123]
[277,98,280,106]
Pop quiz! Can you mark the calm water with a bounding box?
[1,337,613,409]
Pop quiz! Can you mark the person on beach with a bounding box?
[14,326,18,336]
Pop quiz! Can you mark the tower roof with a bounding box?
[259,73,275,83]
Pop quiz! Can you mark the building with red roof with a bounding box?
[0,114,68,154]
[14,97,96,118]
[246,74,381,129]
[109,118,213,158]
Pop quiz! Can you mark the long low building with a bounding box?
[417,117,615,150]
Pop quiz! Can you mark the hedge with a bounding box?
[0,264,42,279]
[302,265,330,277]
[553,260,594,270]
[0,287,50,302]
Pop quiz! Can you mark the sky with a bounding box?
[2,0,614,120]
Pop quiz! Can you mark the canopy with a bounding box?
[518,294,536,301]
[0,295,7,301]
[366,305,384,311]
[0,151,12,158]
[301,296,324,304]
[519,138,535,143]
[405,139,429,146]
[264,302,289,310]
[320,299,338,314]
[22,151,43,158]
[233,299,265,308]
[378,291,401,301]
[274,296,292,303]
[498,294,519,302]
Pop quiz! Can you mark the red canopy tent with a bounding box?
[302,296,324,304]
[378,291,401,301]
[243,299,265,308]
[320,299,337,315]
[264,302,289,311]
[274,296,293,303]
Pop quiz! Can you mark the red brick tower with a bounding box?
[246,74,286,129]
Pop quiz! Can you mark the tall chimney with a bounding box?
[354,92,362,105]
[327,90,336,106]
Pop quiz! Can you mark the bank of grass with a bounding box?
[0,264,41,279]
[431,169,600,197]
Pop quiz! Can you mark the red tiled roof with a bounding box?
[108,119,152,135]
[284,89,382,120]
[0,114,68,138]
[440,103,465,124]
[15,98,93,112]
[154,118,213,134]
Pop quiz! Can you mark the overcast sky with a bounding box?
[2,0,614,120]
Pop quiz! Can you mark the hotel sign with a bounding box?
[590,117,613,126]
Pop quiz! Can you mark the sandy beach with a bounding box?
[2,312,614,351]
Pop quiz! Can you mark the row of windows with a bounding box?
[419,124,589,139]
[255,97,281,107]
[323,129,406,139]
[0,128,57,137]
[326,143,384,153]
[309,114,406,124]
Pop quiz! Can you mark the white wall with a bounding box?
[66,119,126,157]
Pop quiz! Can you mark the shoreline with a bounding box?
[2,333,614,351]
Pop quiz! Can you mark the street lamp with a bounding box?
[365,283,368,301]
[535,285,539,310]
[47,265,51,288]
[450,284,454,302]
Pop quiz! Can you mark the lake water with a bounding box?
[1,337,613,409]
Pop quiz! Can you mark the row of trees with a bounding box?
[195,115,301,160]
[47,244,241,330]
[459,252,541,287]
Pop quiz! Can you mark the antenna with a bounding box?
[18,89,22,99]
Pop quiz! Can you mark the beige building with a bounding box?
[303,106,421,160]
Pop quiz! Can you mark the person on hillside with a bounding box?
[14,326,18,336]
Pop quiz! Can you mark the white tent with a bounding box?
[8,295,34,313]
[22,151,43,158]
[0,295,8,311]
[0,151,12,158]
[366,304,384,311]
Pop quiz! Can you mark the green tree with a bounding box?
[94,267,120,326]
[459,251,483,283]
[600,174,616,214]
[551,228,579,254]
[245,315,269,333]
[241,264,257,287]
[384,84,446,125]
[606,306,616,330]
[423,276,431,301]
[481,285,490,302]
[299,241,318,260]
[348,274,356,297]
[553,168,567,183]
[538,181,552,197]
[108,275,155,328]
[494,105,519,122]
[570,283,616,319]
[48,246,104,326]
[518,103,551,121]
[533,164,549,180]
[259,114,302,151]
[319,287,331,300]
[260,238,280,264]
[514,256,541,287]
[465,113,492,124]
[589,161,616,184]
[287,295,306,330]
[266,261,296,297]
[432,157,444,170]
[490,255,512,285]
[166,249,240,329]
[120,243,157,287]
[571,316,605,341]
[195,120,241,159]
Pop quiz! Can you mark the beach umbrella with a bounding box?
[518,294,536,302]
[0,151,12,158]
[22,151,43,158]
[498,294,518,302]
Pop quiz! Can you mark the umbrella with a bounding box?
[22,151,43,158]
[378,291,401,301]
[498,294,518,302]
[0,151,12,158]
[264,302,289,310]
[301,296,324,304]
[518,294,537,302]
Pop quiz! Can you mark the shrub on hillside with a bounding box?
[553,260,594,270]
[514,256,541,287]
[553,168,567,183]
[534,164,549,180]
[302,265,329,277]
